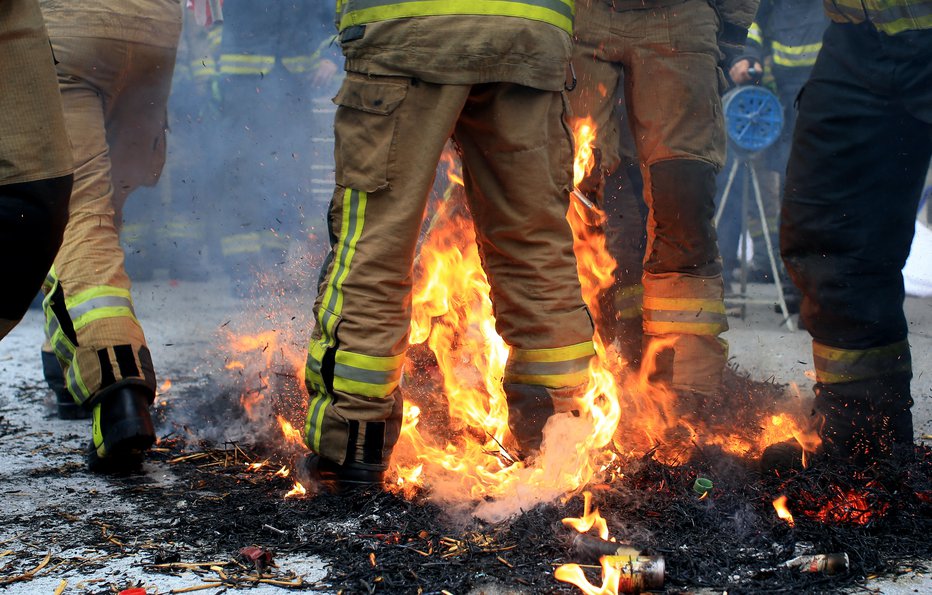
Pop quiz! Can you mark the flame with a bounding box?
[158,378,172,394]
[773,495,796,527]
[284,481,307,499]
[277,415,305,447]
[222,331,306,419]
[246,462,266,472]
[562,491,610,540]
[555,558,623,595]
[386,140,622,504]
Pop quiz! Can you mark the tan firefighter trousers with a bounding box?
[43,36,177,406]
[567,0,730,395]
[304,73,595,466]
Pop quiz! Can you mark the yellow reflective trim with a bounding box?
[333,377,397,398]
[304,392,330,451]
[879,13,932,34]
[335,350,405,372]
[772,40,822,55]
[340,0,574,35]
[92,405,105,454]
[644,321,727,336]
[65,286,132,310]
[333,191,366,317]
[509,341,595,363]
[616,306,643,320]
[220,54,275,64]
[812,340,908,363]
[66,354,90,402]
[505,369,591,389]
[642,296,726,314]
[748,22,763,44]
[71,306,139,332]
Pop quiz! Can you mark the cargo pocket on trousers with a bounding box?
[333,73,408,193]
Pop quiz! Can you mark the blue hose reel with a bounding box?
[722,86,784,153]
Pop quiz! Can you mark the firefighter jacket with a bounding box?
[218,0,336,77]
[0,0,72,186]
[333,0,574,91]
[742,0,828,88]
[39,0,182,47]
[824,0,932,35]
[603,0,760,48]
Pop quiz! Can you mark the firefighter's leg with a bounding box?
[601,139,647,368]
[623,1,728,399]
[303,74,470,480]
[44,37,175,469]
[452,83,595,455]
[0,176,71,340]
[780,22,932,463]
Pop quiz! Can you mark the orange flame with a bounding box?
[284,481,307,499]
[277,415,305,447]
[158,378,172,394]
[388,142,621,505]
[555,557,624,595]
[773,495,796,527]
[561,491,609,540]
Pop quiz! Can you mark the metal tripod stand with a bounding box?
[714,154,795,331]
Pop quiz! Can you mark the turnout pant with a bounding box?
[43,36,177,407]
[782,22,932,457]
[568,0,729,395]
[305,74,595,467]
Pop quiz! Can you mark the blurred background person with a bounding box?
[0,0,73,341]
[209,0,339,298]
[715,0,827,309]
[38,0,182,471]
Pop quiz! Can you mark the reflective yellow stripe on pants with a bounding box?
[305,188,369,452]
[642,296,728,337]
[813,339,912,384]
[504,341,595,388]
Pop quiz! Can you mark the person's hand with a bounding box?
[312,59,338,86]
[729,58,763,85]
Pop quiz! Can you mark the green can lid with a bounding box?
[693,477,713,495]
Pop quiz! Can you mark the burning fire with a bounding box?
[562,491,610,540]
[284,481,306,499]
[387,138,622,505]
[217,114,820,526]
[773,494,796,527]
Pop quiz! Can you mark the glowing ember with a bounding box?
[805,486,889,525]
[284,481,307,499]
[246,462,266,472]
[773,495,796,527]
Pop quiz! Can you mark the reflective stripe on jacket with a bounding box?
[825,0,932,35]
[335,0,575,34]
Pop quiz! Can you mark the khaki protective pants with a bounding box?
[43,36,177,406]
[568,0,729,395]
[305,73,595,466]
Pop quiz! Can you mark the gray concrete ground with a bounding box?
[1,274,929,593]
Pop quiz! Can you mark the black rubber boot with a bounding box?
[42,350,90,420]
[87,384,156,473]
[299,453,385,492]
